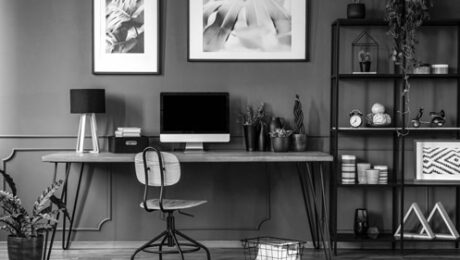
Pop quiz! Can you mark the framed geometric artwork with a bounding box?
[93,0,160,74]
[188,0,309,61]
[416,140,460,181]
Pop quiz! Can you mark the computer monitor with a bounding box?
[160,92,230,151]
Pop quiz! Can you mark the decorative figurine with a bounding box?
[430,110,446,127]
[367,103,391,126]
[411,107,446,128]
[349,109,363,128]
[411,107,424,128]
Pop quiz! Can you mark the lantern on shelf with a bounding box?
[352,31,379,74]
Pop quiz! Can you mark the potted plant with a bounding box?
[385,0,433,132]
[0,170,68,260]
[347,0,366,19]
[293,95,307,152]
[269,128,293,152]
[358,50,372,72]
[239,103,265,151]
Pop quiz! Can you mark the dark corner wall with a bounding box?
[0,0,459,244]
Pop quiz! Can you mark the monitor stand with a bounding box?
[184,142,205,152]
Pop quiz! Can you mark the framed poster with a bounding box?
[188,0,309,61]
[416,140,460,181]
[93,0,160,74]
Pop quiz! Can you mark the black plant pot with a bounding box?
[8,235,44,260]
[243,125,257,151]
[354,208,369,238]
[347,3,366,19]
[360,61,371,72]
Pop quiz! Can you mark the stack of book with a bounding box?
[115,127,141,137]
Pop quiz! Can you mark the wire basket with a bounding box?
[242,237,304,260]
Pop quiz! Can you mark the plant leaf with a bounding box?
[0,170,17,196]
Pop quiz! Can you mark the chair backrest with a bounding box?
[134,149,181,187]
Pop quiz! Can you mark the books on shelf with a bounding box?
[115,127,142,137]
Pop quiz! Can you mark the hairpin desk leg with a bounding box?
[44,162,85,259]
[306,162,332,260]
[297,163,319,249]
[63,163,84,249]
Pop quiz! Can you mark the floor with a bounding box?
[1,248,460,260]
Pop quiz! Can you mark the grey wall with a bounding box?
[0,0,459,245]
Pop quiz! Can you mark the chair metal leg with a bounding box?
[170,230,185,260]
[158,234,168,260]
[131,230,168,260]
[175,230,212,260]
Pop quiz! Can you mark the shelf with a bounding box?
[332,127,460,134]
[404,180,460,187]
[332,74,460,80]
[336,233,395,242]
[337,233,460,242]
[332,19,460,27]
[337,183,398,188]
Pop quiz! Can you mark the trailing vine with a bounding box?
[385,0,433,135]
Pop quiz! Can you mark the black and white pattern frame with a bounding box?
[416,140,460,181]
[93,0,160,74]
[188,0,309,61]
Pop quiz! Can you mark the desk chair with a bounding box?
[131,147,211,260]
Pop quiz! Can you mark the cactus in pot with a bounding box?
[358,50,372,72]
[293,95,307,152]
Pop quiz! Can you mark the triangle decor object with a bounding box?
[420,202,460,240]
[394,202,435,240]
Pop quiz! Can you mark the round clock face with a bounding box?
[350,115,362,128]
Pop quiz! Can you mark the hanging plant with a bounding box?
[386,0,433,73]
[385,0,433,133]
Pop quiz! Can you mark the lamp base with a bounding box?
[76,113,100,153]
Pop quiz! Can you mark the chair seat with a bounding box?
[140,199,207,211]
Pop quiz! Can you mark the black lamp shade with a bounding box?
[70,89,106,114]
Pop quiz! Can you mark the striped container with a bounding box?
[341,155,356,184]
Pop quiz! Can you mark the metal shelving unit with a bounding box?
[330,18,460,255]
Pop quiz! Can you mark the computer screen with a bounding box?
[160,92,230,150]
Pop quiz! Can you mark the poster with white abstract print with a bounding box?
[416,140,460,181]
[189,0,308,61]
[94,0,160,74]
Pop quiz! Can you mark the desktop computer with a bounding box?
[160,92,230,151]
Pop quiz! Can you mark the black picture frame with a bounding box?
[93,0,162,75]
[188,0,310,62]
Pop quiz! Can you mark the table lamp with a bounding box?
[70,89,106,153]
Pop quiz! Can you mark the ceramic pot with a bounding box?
[347,3,365,19]
[8,235,43,260]
[292,134,307,152]
[360,61,371,72]
[269,117,283,151]
[243,125,257,151]
[258,123,267,151]
[354,208,369,238]
[271,137,290,152]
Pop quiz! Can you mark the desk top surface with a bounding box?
[42,151,333,163]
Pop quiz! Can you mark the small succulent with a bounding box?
[358,50,372,62]
[269,128,293,138]
[239,102,265,126]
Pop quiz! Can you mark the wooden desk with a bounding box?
[42,151,332,163]
[42,151,333,260]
